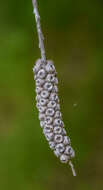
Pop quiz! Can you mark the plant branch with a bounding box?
[32,0,46,63]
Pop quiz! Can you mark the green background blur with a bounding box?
[0,0,103,189]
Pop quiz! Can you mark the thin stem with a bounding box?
[69,161,76,176]
[32,0,46,63]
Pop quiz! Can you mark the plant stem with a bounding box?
[32,0,46,63]
[69,161,76,176]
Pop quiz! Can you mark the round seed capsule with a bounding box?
[36,78,45,86]
[41,90,49,99]
[54,126,62,134]
[60,154,69,163]
[45,116,53,125]
[33,67,36,74]
[45,61,56,73]
[49,93,59,101]
[33,59,41,73]
[46,108,55,116]
[55,104,60,111]
[65,146,75,158]
[38,106,46,113]
[43,125,53,133]
[44,82,53,91]
[36,86,43,94]
[62,129,66,135]
[63,136,70,145]
[52,85,58,93]
[40,121,45,128]
[34,75,37,80]
[53,118,63,126]
[36,102,40,109]
[54,134,63,143]
[36,94,41,101]
[54,111,62,118]
[54,149,61,157]
[37,69,46,79]
[45,133,53,141]
[40,98,48,106]
[49,141,55,150]
[70,149,75,158]
[55,143,65,153]
[64,146,71,154]
[46,74,55,83]
[48,101,57,108]
[54,78,58,84]
[39,113,45,121]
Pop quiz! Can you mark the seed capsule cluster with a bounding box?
[33,59,75,164]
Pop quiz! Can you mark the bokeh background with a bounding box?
[0,0,103,189]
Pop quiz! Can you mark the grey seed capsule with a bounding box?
[54,134,63,143]
[54,126,62,134]
[49,93,59,101]
[54,78,58,84]
[48,101,57,108]
[46,74,54,81]
[36,78,45,86]
[36,102,40,109]
[33,67,36,73]
[62,128,67,135]
[60,154,69,163]
[44,82,53,91]
[65,146,71,155]
[43,125,53,133]
[46,76,58,85]
[55,143,65,153]
[39,113,45,121]
[55,104,60,111]
[54,149,61,157]
[38,106,46,113]
[41,90,49,99]
[40,121,45,128]
[49,141,55,150]
[54,111,62,118]
[46,74,56,83]
[52,85,58,93]
[45,116,53,125]
[70,149,75,158]
[36,87,43,94]
[63,136,70,145]
[33,59,41,73]
[65,146,75,158]
[45,133,54,141]
[45,61,56,73]
[34,75,37,80]
[37,69,46,79]
[53,118,62,126]
[46,108,55,116]
[36,94,41,101]
[40,98,48,106]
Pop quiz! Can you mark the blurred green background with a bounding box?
[0,0,103,189]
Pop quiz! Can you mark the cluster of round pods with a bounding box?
[33,59,75,164]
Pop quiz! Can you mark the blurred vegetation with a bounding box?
[0,0,103,189]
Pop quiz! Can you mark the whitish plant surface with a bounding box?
[32,0,76,176]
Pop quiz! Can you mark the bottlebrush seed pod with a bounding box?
[33,59,75,165]
[32,0,76,176]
